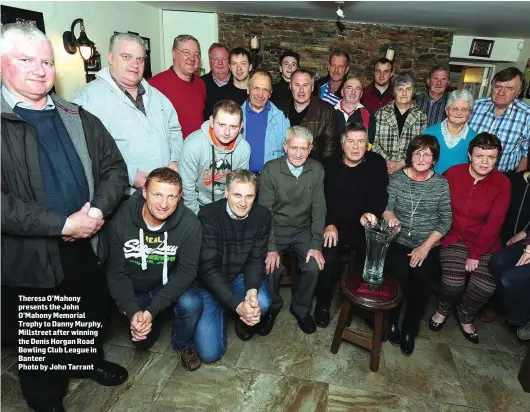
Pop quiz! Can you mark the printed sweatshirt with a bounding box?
[107,191,202,319]
[179,120,251,214]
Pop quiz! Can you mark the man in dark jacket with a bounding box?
[195,170,272,362]
[107,167,203,371]
[270,49,300,108]
[258,126,326,335]
[277,69,340,162]
[315,50,350,106]
[317,123,389,327]
[202,43,231,120]
[1,23,128,412]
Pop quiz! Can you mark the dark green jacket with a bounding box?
[258,156,326,252]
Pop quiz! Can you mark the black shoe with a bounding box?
[314,304,330,328]
[459,323,479,344]
[289,306,316,334]
[35,405,65,412]
[429,312,446,332]
[235,318,255,341]
[88,360,128,386]
[257,310,279,336]
[400,333,415,356]
[388,323,401,346]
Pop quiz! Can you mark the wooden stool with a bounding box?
[330,272,402,372]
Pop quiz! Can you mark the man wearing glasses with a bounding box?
[468,67,530,172]
[202,43,231,120]
[179,100,250,215]
[149,34,206,139]
[74,33,183,195]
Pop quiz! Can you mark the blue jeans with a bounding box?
[132,282,203,350]
[489,241,530,325]
[194,274,271,363]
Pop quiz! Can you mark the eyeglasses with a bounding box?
[119,53,145,64]
[177,48,201,59]
[449,107,471,114]
[493,84,516,93]
[412,152,433,159]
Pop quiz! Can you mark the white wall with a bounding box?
[2,1,162,100]
[451,35,523,62]
[161,10,218,74]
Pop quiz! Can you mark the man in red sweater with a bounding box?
[149,35,206,138]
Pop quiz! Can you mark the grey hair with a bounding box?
[446,89,474,109]
[285,126,314,145]
[172,34,201,54]
[393,72,417,91]
[225,169,257,191]
[0,23,51,55]
[109,32,145,53]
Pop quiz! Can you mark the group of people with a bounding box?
[1,23,530,412]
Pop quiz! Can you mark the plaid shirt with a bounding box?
[110,74,146,115]
[414,92,447,127]
[372,103,428,161]
[468,98,530,171]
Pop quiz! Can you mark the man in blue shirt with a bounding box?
[241,70,290,174]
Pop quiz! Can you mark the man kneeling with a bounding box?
[107,168,203,371]
[195,170,272,362]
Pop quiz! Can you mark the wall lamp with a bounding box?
[63,18,94,61]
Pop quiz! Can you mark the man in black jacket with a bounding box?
[195,170,272,363]
[270,49,300,108]
[107,168,203,371]
[316,123,389,327]
[277,69,340,162]
[1,23,128,412]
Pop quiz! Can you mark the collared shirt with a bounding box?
[2,84,55,110]
[110,73,146,115]
[414,92,448,127]
[286,158,304,178]
[468,98,530,171]
[213,73,231,87]
[441,119,469,149]
[225,201,248,220]
[319,80,341,106]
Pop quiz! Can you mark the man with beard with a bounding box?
[361,57,394,114]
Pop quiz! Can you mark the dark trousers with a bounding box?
[317,241,365,309]
[384,242,440,337]
[1,240,109,409]
[268,227,320,317]
[489,241,530,325]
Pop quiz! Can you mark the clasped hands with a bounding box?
[130,310,153,341]
[236,289,261,326]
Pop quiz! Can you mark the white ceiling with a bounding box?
[140,1,530,38]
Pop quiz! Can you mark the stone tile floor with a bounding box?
[2,287,530,412]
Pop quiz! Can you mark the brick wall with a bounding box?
[218,14,453,92]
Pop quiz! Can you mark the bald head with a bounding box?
[341,77,363,107]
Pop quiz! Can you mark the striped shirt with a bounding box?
[468,98,530,171]
[319,80,341,106]
[386,170,452,249]
[414,92,448,127]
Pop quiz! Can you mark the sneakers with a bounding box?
[517,321,530,341]
[178,346,201,371]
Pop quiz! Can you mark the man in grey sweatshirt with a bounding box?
[179,100,250,214]
[258,126,327,335]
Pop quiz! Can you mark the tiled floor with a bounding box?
[2,286,530,412]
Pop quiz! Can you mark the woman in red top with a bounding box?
[429,133,511,343]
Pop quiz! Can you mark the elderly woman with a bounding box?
[372,72,428,175]
[424,89,477,174]
[430,133,511,344]
[363,134,452,356]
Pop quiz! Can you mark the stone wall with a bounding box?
[218,14,453,92]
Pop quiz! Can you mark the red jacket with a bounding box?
[361,82,394,114]
[149,68,206,138]
[441,163,511,259]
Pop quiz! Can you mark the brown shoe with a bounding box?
[479,308,498,323]
[178,346,201,371]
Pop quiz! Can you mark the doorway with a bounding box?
[449,62,496,99]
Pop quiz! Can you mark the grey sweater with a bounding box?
[258,156,326,251]
[386,170,452,249]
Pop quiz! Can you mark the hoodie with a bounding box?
[179,120,251,214]
[107,191,202,319]
[73,68,183,194]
